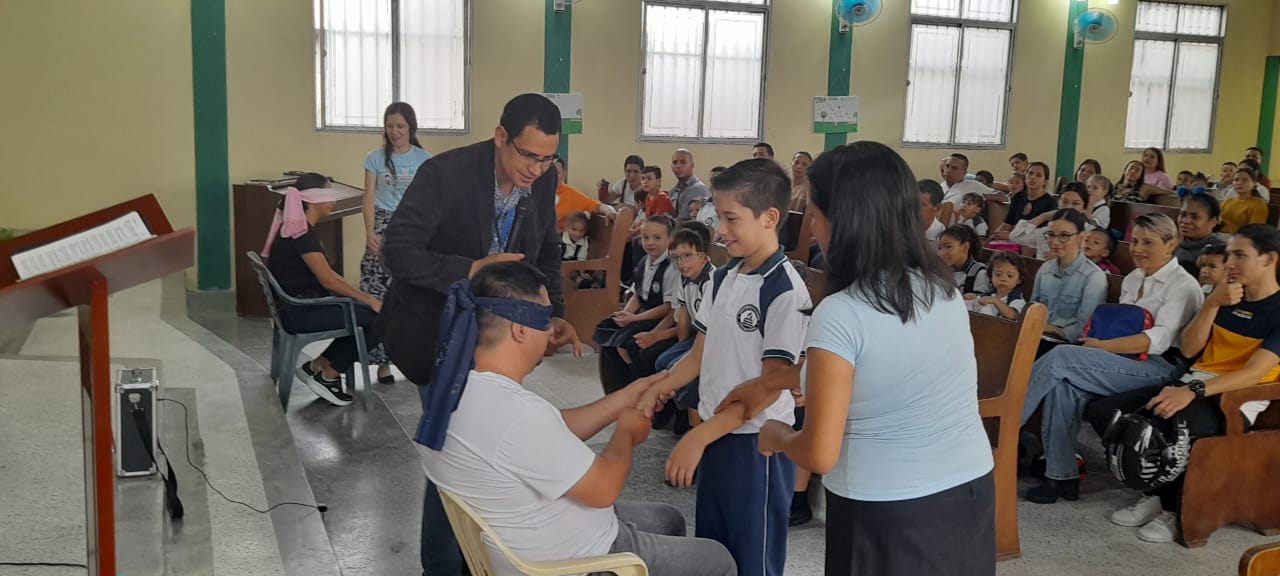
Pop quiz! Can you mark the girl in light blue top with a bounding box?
[725,142,996,576]
[361,102,431,383]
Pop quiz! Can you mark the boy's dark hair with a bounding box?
[1089,228,1117,253]
[642,165,663,179]
[962,191,986,209]
[644,213,677,234]
[675,220,713,249]
[624,154,645,170]
[986,251,1022,279]
[1239,158,1262,172]
[709,158,791,217]
[499,93,561,142]
[1009,152,1028,162]
[564,211,590,230]
[1178,170,1194,178]
[710,166,729,176]
[949,153,970,169]
[753,142,775,157]
[918,179,944,207]
[793,151,813,162]
[1247,146,1265,156]
[1200,243,1227,258]
[974,170,995,185]
[940,225,981,260]
[1049,209,1088,233]
[471,261,548,345]
[1235,224,1280,259]
[1192,172,1209,182]
[1223,161,1238,168]
[670,228,707,253]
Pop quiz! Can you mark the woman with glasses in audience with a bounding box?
[1029,210,1108,351]
[1019,214,1202,503]
[1010,183,1092,259]
[1174,193,1226,277]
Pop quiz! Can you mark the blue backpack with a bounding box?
[1083,304,1154,360]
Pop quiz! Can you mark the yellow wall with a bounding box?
[0,0,195,234]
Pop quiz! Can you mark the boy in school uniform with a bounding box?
[639,158,812,576]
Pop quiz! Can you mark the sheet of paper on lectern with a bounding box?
[11,211,154,280]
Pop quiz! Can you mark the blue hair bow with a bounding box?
[415,279,553,450]
[1175,185,1208,199]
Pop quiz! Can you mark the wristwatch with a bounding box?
[1187,379,1206,398]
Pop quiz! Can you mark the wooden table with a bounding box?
[233,178,363,317]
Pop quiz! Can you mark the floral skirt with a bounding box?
[359,208,393,365]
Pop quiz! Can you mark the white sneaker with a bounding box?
[1110,495,1162,527]
[1137,511,1179,543]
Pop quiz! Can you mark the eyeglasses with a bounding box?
[1043,231,1080,243]
[511,140,558,168]
[673,252,703,263]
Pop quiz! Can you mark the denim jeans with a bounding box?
[608,502,737,576]
[1019,345,1177,480]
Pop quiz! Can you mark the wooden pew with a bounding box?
[1108,201,1182,240]
[1269,203,1280,227]
[783,210,812,264]
[561,208,635,352]
[985,194,1010,232]
[1179,380,1280,547]
[1240,541,1280,576]
[970,303,1049,560]
[1111,241,1136,275]
[1105,273,1124,304]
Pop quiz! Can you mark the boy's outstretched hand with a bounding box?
[665,434,706,488]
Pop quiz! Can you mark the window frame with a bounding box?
[902,2,1019,149]
[1123,1,1227,153]
[637,0,771,144]
[313,0,473,134]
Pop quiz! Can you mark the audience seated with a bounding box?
[1115,160,1149,203]
[265,172,383,408]
[697,166,728,236]
[1220,167,1270,233]
[918,179,946,248]
[752,142,775,160]
[955,192,989,237]
[421,261,735,574]
[1011,183,1092,259]
[992,162,1056,241]
[638,166,676,219]
[967,251,1026,320]
[1244,147,1272,187]
[1216,161,1237,188]
[789,152,813,213]
[554,158,616,228]
[600,154,645,207]
[939,153,992,224]
[1174,193,1226,278]
[1140,147,1176,199]
[670,149,710,221]
[1084,229,1122,275]
[652,223,716,434]
[1029,210,1108,348]
[1020,213,1202,504]
[1086,174,1113,230]
[939,225,991,296]
[1084,225,1280,544]
[1195,243,1227,294]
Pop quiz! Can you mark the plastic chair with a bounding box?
[245,251,371,410]
[436,487,648,576]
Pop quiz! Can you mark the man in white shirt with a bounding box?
[421,261,735,576]
[919,179,946,248]
[939,153,992,224]
[602,154,645,207]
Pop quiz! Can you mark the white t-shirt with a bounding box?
[635,251,682,305]
[1117,257,1204,355]
[675,264,714,314]
[693,250,810,431]
[697,202,720,239]
[421,371,618,574]
[966,290,1027,318]
[610,178,640,206]
[926,218,945,248]
[942,179,991,208]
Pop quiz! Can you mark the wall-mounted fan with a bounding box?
[835,0,881,33]
[1073,8,1118,48]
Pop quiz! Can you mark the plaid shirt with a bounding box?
[490,174,532,255]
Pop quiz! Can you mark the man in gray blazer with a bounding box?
[381,93,583,575]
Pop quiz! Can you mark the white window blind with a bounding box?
[904,0,1015,146]
[642,1,767,140]
[1123,2,1225,151]
[315,0,468,131]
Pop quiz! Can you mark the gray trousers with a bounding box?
[607,501,737,576]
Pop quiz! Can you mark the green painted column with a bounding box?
[191,0,231,290]
[1256,56,1279,173]
[1055,1,1086,181]
[544,0,572,164]
[825,2,852,152]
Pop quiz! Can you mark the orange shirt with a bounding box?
[555,183,600,229]
[645,190,676,218]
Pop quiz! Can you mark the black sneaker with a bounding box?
[297,366,352,407]
[789,492,813,527]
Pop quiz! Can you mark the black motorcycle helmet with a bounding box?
[1101,409,1191,491]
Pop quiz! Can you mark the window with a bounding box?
[314,0,469,131]
[904,0,1016,146]
[641,0,768,141]
[1124,2,1225,151]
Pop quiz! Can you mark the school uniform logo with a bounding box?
[737,304,761,332]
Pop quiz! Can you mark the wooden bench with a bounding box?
[1109,201,1182,241]
[1105,273,1124,304]
[970,303,1049,560]
[1111,241,1136,275]
[783,210,812,264]
[1180,379,1280,547]
[1269,203,1280,227]
[561,208,635,352]
[1240,541,1280,576]
[985,194,1010,232]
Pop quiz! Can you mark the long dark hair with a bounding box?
[807,142,954,323]
[382,102,422,177]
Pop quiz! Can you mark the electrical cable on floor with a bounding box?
[158,398,327,515]
[0,562,87,568]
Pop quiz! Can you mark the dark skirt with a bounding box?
[825,471,996,576]
[593,317,660,349]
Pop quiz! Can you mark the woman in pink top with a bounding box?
[1141,147,1175,197]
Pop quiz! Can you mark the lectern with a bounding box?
[0,194,195,576]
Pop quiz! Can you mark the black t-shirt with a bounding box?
[1004,192,1058,226]
[267,227,328,299]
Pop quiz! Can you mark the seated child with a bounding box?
[627,223,715,383]
[1196,242,1227,295]
[650,224,716,434]
[954,191,989,237]
[640,166,676,219]
[561,211,599,289]
[1083,229,1122,275]
[974,170,996,187]
[594,214,682,391]
[938,225,992,296]
[695,166,729,238]
[965,251,1026,320]
[638,159,810,576]
[919,179,946,248]
[1086,174,1113,230]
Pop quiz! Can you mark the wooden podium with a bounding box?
[0,194,195,576]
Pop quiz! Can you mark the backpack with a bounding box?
[1083,303,1154,360]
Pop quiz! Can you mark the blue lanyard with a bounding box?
[496,202,518,251]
